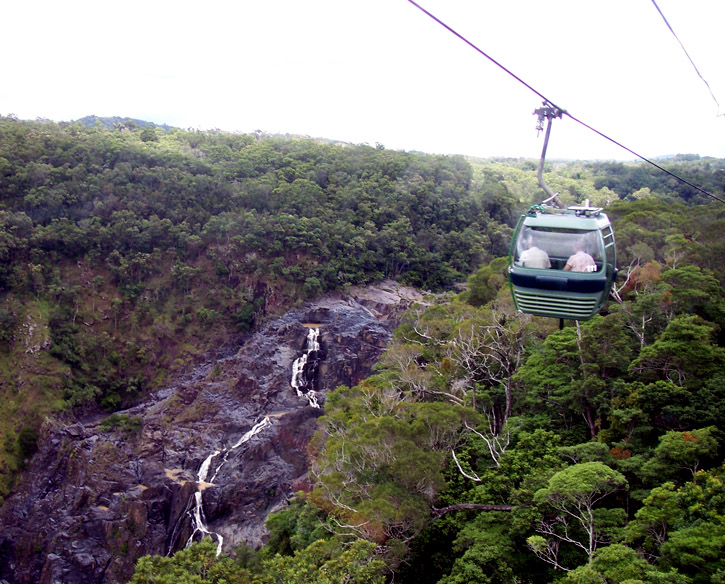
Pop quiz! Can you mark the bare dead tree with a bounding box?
[447,307,532,439]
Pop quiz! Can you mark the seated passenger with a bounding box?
[520,237,551,269]
[564,240,597,272]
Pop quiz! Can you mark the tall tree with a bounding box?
[528,462,627,570]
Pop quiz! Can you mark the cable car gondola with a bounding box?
[508,104,618,321]
[509,203,617,320]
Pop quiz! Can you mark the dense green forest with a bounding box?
[1,116,724,583]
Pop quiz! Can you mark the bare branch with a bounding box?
[464,421,509,467]
[527,536,568,571]
[402,502,514,545]
[610,258,640,304]
[327,516,372,540]
[537,516,589,554]
[451,449,481,482]
[432,503,513,515]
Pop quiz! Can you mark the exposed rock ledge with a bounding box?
[0,282,426,584]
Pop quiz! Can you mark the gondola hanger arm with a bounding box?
[535,102,566,209]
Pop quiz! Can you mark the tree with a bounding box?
[308,375,486,572]
[516,315,634,441]
[438,518,520,584]
[263,496,329,557]
[463,257,509,308]
[641,427,720,483]
[589,543,652,583]
[446,301,533,439]
[660,523,725,583]
[630,315,725,390]
[528,462,628,570]
[610,260,668,348]
[130,538,250,583]
[260,539,384,584]
[140,126,159,143]
[0,304,19,346]
[626,466,725,582]
[660,266,725,332]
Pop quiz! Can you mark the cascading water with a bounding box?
[291,327,322,408]
[185,416,272,555]
[181,327,323,556]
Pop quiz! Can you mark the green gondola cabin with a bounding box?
[508,204,617,320]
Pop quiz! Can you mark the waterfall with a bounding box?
[185,416,272,555]
[182,326,323,556]
[291,327,321,409]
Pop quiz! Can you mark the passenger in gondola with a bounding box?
[519,235,551,269]
[564,239,597,272]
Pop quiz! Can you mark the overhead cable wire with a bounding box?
[406,0,725,205]
[650,0,722,116]
[405,0,558,109]
[561,112,725,204]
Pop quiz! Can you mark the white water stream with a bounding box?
[290,327,321,409]
[184,327,322,555]
[185,416,272,555]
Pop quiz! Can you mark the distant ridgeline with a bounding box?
[73,116,353,147]
[73,115,175,132]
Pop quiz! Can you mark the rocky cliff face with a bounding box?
[0,283,425,584]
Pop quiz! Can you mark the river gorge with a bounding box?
[0,282,425,584]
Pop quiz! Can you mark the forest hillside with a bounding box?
[1,116,724,583]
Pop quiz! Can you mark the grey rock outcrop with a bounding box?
[0,282,424,584]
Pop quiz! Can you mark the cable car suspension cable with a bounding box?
[650,0,722,117]
[406,0,725,205]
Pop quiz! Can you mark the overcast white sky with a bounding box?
[3,0,724,160]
